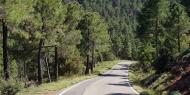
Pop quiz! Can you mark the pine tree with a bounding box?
[78,12,111,74]
[165,2,190,53]
[33,0,65,84]
[138,0,169,57]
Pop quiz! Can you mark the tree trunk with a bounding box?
[17,60,21,81]
[85,29,90,75]
[23,60,28,81]
[155,17,159,57]
[91,42,95,73]
[177,15,181,52]
[54,46,58,81]
[85,54,90,74]
[45,56,51,83]
[37,17,45,84]
[177,28,180,52]
[2,19,10,80]
[37,39,43,84]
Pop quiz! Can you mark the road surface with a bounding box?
[59,61,139,95]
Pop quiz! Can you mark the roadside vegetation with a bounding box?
[128,0,190,95]
[16,60,119,95]
[0,0,142,94]
[129,63,171,95]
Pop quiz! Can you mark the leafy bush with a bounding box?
[153,47,173,73]
[140,91,151,95]
[170,91,182,95]
[139,45,155,64]
[140,89,159,95]
[102,52,117,61]
[0,80,23,95]
[137,45,155,72]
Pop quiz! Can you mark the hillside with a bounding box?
[79,0,145,59]
[0,0,190,95]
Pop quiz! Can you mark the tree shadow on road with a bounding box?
[106,93,138,95]
[99,73,128,77]
[112,67,129,70]
[108,81,131,87]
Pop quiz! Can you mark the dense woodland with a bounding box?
[0,0,190,95]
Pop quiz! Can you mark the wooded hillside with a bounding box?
[0,0,190,95]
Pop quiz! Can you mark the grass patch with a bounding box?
[129,69,158,95]
[17,60,119,95]
[94,60,120,75]
[129,62,174,95]
[128,63,162,95]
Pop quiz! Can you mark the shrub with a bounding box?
[0,80,23,95]
[138,45,155,65]
[102,52,117,61]
[140,91,151,95]
[170,91,182,95]
[153,47,173,73]
[140,89,159,95]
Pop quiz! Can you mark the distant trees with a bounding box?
[81,0,144,59]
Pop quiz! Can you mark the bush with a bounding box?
[138,45,155,65]
[170,91,182,95]
[0,80,23,95]
[140,91,151,95]
[140,89,159,95]
[153,47,173,73]
[102,52,117,61]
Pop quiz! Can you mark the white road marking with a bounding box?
[58,79,91,95]
[58,61,139,95]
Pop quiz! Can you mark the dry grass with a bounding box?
[17,60,119,95]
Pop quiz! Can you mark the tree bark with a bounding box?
[37,17,45,84]
[155,17,159,57]
[23,60,28,81]
[91,42,95,73]
[85,54,90,74]
[85,29,90,74]
[54,46,58,81]
[37,39,43,84]
[2,19,10,80]
[177,15,181,52]
[45,56,51,83]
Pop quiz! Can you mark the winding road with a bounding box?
[58,61,139,95]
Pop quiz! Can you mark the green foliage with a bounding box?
[140,91,151,95]
[153,47,173,73]
[139,44,155,65]
[132,0,190,94]
[138,0,190,72]
[0,80,23,95]
[0,0,113,84]
[102,52,117,61]
[165,2,190,53]
[81,0,144,59]
[78,12,111,60]
[170,91,182,95]
[1,0,190,94]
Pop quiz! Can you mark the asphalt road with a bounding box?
[59,61,139,95]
